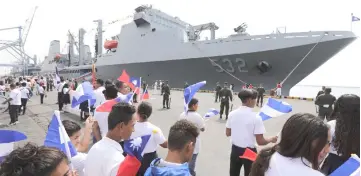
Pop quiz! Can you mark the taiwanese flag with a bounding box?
[96,92,133,112]
[141,88,149,100]
[129,77,141,94]
[239,148,257,162]
[117,135,151,176]
[118,70,130,83]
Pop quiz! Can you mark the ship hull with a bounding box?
[95,37,355,95]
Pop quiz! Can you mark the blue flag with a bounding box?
[330,154,360,176]
[184,81,206,112]
[352,13,360,22]
[124,135,151,160]
[258,98,292,121]
[44,111,77,158]
[204,108,220,118]
[71,81,96,108]
[0,130,27,162]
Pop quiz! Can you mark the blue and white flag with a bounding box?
[352,13,360,22]
[258,98,292,121]
[44,111,77,158]
[330,154,360,176]
[71,81,96,108]
[0,130,27,162]
[204,108,220,118]
[184,81,206,112]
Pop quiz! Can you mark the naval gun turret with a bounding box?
[234,23,250,36]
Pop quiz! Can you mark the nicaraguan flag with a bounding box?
[96,92,134,112]
[352,13,360,22]
[184,81,206,112]
[258,98,292,121]
[204,108,220,118]
[330,154,360,176]
[0,130,27,162]
[117,135,151,175]
[44,111,77,158]
[71,81,96,108]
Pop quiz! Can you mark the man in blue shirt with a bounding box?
[145,120,199,176]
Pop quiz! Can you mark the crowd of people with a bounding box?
[0,75,359,176]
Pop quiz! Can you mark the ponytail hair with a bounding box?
[250,145,278,176]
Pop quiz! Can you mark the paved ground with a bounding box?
[0,89,317,176]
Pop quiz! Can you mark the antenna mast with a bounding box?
[93,20,103,57]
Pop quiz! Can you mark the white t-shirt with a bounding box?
[26,82,31,88]
[226,106,265,148]
[19,87,29,99]
[71,152,87,176]
[84,137,125,176]
[38,86,45,94]
[94,86,105,107]
[130,122,166,154]
[328,120,338,155]
[265,152,324,176]
[57,82,65,92]
[179,111,205,154]
[9,89,21,105]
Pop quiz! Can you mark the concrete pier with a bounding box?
[0,90,317,176]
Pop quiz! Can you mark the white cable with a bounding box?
[281,33,326,84]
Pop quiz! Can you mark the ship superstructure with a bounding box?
[41,5,357,95]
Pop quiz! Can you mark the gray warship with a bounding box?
[40,5,357,95]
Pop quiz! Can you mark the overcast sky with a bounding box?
[0,0,360,86]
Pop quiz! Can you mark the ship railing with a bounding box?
[193,31,345,45]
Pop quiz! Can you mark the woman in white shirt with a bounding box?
[321,94,360,175]
[250,113,331,176]
[131,101,168,175]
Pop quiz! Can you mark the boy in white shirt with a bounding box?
[19,82,30,115]
[2,83,21,125]
[131,101,168,175]
[84,102,137,176]
[226,89,277,176]
[38,85,46,104]
[179,98,205,176]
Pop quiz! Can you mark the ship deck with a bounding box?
[0,90,317,176]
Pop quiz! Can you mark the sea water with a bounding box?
[290,85,360,98]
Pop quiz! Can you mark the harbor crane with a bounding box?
[0,6,38,76]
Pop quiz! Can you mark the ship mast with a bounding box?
[93,20,103,57]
